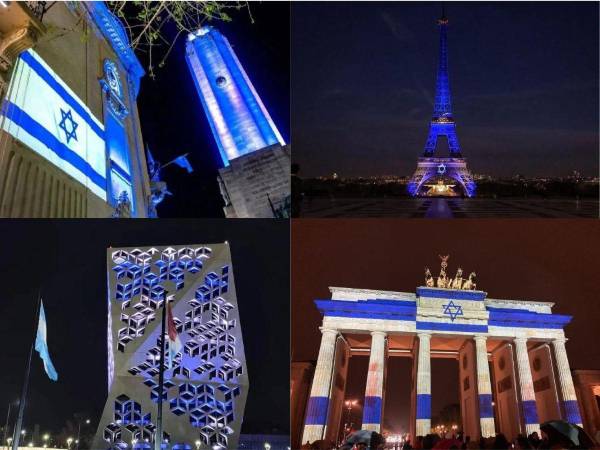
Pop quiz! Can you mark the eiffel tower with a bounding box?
[407,9,476,197]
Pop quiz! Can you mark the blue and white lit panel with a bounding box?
[1,49,106,200]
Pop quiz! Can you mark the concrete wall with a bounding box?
[291,362,315,450]
[459,340,479,439]
[324,336,350,444]
[492,344,520,441]
[573,370,600,439]
[529,345,560,424]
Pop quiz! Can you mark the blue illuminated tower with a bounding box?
[185,26,285,166]
[185,26,290,217]
[408,11,475,197]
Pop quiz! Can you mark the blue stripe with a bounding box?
[488,309,572,329]
[416,321,488,333]
[362,396,382,424]
[304,396,328,425]
[489,320,565,329]
[416,394,431,419]
[316,299,416,321]
[324,311,415,321]
[563,400,582,424]
[19,51,104,140]
[110,160,132,182]
[479,394,494,418]
[522,400,539,425]
[417,287,486,301]
[2,101,106,190]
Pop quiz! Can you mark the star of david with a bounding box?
[59,108,78,144]
[437,163,446,175]
[442,300,463,321]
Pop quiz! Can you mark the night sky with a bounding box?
[291,2,599,178]
[136,2,290,218]
[0,220,289,439]
[292,219,600,434]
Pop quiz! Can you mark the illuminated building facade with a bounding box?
[0,2,152,217]
[94,244,248,450]
[407,13,475,198]
[185,26,290,218]
[299,263,582,444]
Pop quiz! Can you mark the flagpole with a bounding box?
[11,294,41,450]
[3,403,11,450]
[161,153,190,170]
[154,300,167,450]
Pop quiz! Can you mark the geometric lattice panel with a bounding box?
[93,244,248,450]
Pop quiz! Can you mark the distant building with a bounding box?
[572,370,600,440]
[238,434,290,450]
[0,2,152,217]
[185,26,290,218]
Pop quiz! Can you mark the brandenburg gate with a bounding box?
[301,258,582,444]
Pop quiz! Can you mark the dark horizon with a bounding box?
[291,2,599,179]
[292,219,600,433]
[0,220,290,439]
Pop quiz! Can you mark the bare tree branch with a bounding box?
[107,1,250,78]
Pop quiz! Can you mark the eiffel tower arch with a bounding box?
[408,13,476,198]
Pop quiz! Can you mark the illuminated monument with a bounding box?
[0,2,153,217]
[407,12,475,198]
[300,256,582,444]
[185,26,290,218]
[94,244,248,450]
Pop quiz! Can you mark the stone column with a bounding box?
[514,337,540,436]
[552,338,583,426]
[302,328,339,444]
[474,335,496,437]
[415,333,432,437]
[362,331,387,431]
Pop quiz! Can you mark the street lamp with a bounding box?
[343,399,358,439]
[67,437,73,448]
[76,418,90,450]
[43,434,49,442]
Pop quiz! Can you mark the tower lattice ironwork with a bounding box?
[407,11,476,197]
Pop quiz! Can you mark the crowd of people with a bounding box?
[300,428,598,450]
[400,431,555,449]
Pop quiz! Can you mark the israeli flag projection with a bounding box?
[35,300,58,381]
[1,49,107,200]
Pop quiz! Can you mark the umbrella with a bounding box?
[540,420,596,449]
[340,430,385,450]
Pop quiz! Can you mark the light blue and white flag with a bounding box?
[173,154,194,173]
[35,300,58,381]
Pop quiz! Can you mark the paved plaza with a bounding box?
[299,197,599,218]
